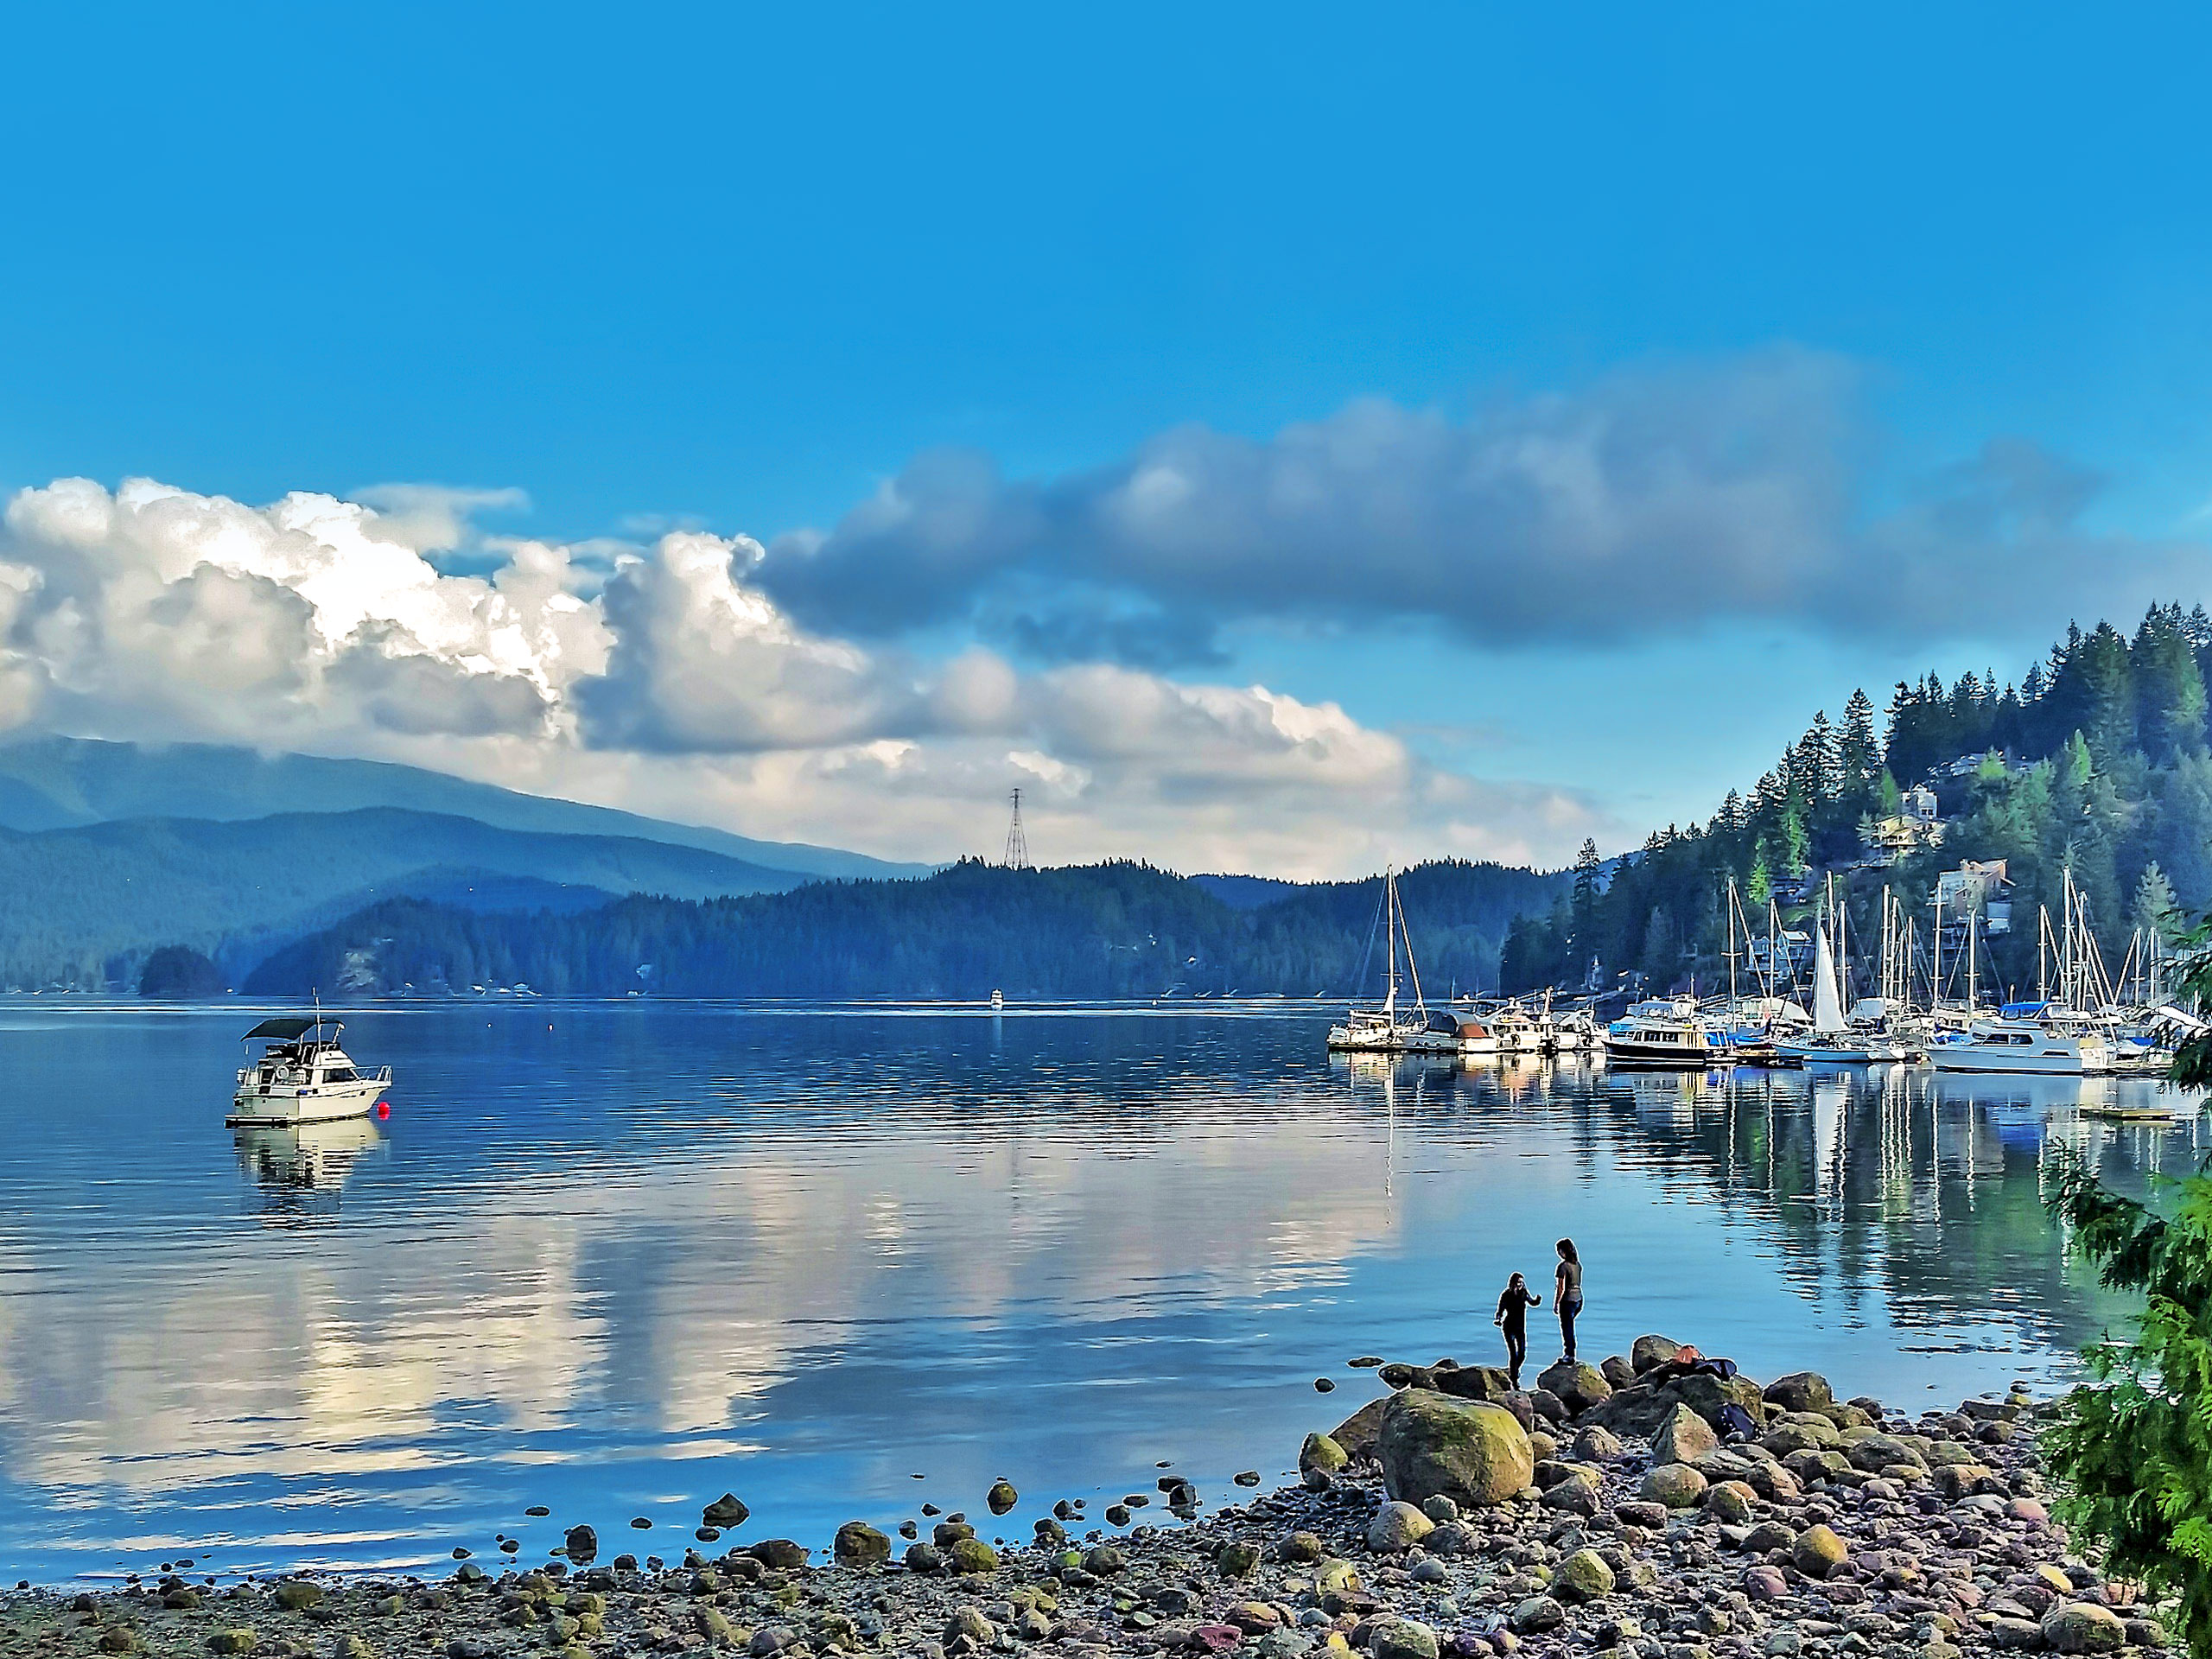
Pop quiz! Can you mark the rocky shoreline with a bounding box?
[0,1337,2162,1659]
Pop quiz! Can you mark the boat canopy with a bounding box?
[242,1016,343,1041]
[1999,1001,2052,1020]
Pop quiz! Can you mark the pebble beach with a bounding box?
[0,1336,2159,1659]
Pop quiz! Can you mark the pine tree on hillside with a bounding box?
[2133,604,2209,765]
[1839,690,1879,797]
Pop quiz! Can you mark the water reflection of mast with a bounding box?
[1383,1062,1398,1205]
[1811,1071,1844,1210]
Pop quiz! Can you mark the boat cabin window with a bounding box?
[323,1066,356,1083]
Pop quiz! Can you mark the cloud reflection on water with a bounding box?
[0,1007,2200,1582]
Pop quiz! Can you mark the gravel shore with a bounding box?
[0,1344,2162,1659]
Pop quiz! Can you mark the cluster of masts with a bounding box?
[1324,868,1604,1058]
[1719,868,2173,1025]
[1325,866,2202,1080]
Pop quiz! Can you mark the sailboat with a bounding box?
[1326,868,1462,1054]
[1773,924,1876,1064]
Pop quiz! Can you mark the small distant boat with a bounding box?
[229,1016,391,1127]
[990,989,1004,1011]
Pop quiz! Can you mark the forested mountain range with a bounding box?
[1499,604,2212,1000]
[0,809,818,989]
[245,858,1567,999]
[0,735,924,879]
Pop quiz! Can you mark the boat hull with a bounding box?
[228,1077,386,1128]
[1603,1039,1726,1068]
[1929,1052,2096,1076]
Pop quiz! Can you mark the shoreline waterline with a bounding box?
[0,1350,2134,1659]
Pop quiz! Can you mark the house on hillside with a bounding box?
[1859,784,1943,864]
[1745,928,1812,988]
[1937,749,2008,779]
[1933,859,2013,957]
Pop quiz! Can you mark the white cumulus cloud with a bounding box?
[0,475,1618,874]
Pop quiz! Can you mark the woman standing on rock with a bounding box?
[1493,1271,1541,1386]
[1554,1237,1583,1362]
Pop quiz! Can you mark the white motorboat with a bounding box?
[1604,996,1733,1068]
[229,1015,391,1127]
[1930,1016,2112,1076]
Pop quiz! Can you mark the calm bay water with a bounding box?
[0,1001,2202,1586]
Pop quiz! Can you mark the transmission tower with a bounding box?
[1003,787,1032,869]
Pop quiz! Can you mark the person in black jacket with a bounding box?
[1493,1272,1541,1387]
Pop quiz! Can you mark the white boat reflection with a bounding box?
[234,1116,385,1219]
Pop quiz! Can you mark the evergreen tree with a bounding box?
[2131,862,2178,945]
[1802,711,1839,803]
[2133,604,2209,764]
[2042,1148,2212,1659]
[1838,690,1879,798]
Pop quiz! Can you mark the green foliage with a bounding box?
[1497,601,2212,997]
[137,944,226,997]
[2042,1150,2212,1659]
[246,856,1568,1000]
[0,808,807,990]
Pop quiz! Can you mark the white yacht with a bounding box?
[1604,996,1732,1068]
[1930,1014,2112,1076]
[230,1016,391,1127]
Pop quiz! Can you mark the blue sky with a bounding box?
[1,4,2209,873]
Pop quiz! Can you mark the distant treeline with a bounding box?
[1501,605,2212,998]
[245,857,1568,1000]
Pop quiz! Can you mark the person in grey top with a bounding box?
[1554,1237,1583,1362]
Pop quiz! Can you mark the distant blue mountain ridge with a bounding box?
[0,735,925,880]
[0,736,933,989]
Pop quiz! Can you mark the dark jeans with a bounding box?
[1503,1325,1527,1383]
[1559,1296,1582,1360]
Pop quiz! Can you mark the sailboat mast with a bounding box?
[1726,878,1740,1007]
[2063,866,2075,1011]
[1401,871,1428,1017]
[1384,868,1399,1016]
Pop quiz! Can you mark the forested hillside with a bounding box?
[1499,604,2212,999]
[0,735,924,878]
[245,858,1567,999]
[0,809,812,988]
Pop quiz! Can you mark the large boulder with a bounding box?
[1845,1433,1926,1473]
[1376,1389,1535,1510]
[1572,1425,1623,1461]
[1369,1618,1440,1659]
[1762,1372,1834,1414]
[1300,1433,1349,1474]
[1554,1548,1615,1602]
[1433,1365,1515,1403]
[1536,1360,1613,1415]
[1761,1414,1840,1457]
[1790,1525,1848,1580]
[1330,1397,1390,1461]
[1652,1402,1719,1466]
[1640,1463,1707,1508]
[1367,1501,1434,1551]
[1587,1369,1764,1438]
[1705,1480,1758,1525]
[1630,1335,1683,1374]
[1599,1355,1637,1389]
[833,1522,890,1565]
[2042,1605,2126,1655]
